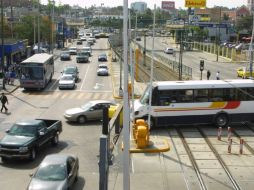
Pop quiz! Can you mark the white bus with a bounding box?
[20,53,54,90]
[133,80,254,128]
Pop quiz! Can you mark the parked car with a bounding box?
[58,74,76,89]
[76,40,82,45]
[136,36,141,41]
[68,47,77,55]
[64,100,116,123]
[82,46,92,56]
[0,119,62,162]
[98,53,107,62]
[60,51,71,61]
[27,154,79,190]
[80,36,86,41]
[97,64,109,76]
[164,48,174,54]
[237,67,254,79]
[62,66,79,82]
[76,51,89,63]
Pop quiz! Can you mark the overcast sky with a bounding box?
[41,0,246,9]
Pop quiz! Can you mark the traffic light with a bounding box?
[200,60,204,71]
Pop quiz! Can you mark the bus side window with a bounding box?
[194,89,208,102]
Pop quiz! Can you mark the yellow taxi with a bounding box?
[237,67,254,79]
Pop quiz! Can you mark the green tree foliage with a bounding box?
[236,15,253,34]
[13,15,52,45]
[189,26,209,41]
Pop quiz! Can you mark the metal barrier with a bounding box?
[99,104,123,190]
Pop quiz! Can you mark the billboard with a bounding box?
[161,1,175,10]
[185,0,206,8]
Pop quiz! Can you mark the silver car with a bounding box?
[58,74,75,89]
[97,64,109,76]
[27,154,79,190]
[64,100,116,123]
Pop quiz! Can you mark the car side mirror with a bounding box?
[5,129,10,133]
[29,173,33,177]
[68,173,73,179]
[39,131,45,136]
[89,108,94,111]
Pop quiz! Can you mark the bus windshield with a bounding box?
[140,85,150,105]
[21,66,44,80]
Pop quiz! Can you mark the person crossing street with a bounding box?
[0,93,8,113]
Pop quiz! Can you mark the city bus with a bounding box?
[133,80,254,128]
[20,53,54,90]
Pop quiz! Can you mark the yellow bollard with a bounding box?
[136,125,149,149]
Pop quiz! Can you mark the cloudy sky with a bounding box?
[41,0,246,9]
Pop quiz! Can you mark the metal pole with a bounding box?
[51,0,55,54]
[1,0,5,89]
[148,5,156,129]
[34,16,36,46]
[249,12,254,78]
[216,8,221,62]
[123,0,130,190]
[37,0,40,53]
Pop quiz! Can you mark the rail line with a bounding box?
[197,127,242,190]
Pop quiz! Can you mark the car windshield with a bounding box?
[34,164,66,181]
[78,52,88,56]
[100,54,106,57]
[61,75,73,80]
[69,48,76,51]
[64,67,76,74]
[140,85,150,105]
[81,102,93,110]
[99,65,107,69]
[9,124,37,137]
[62,52,69,55]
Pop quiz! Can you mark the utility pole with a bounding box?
[37,0,41,53]
[123,1,130,190]
[249,12,254,78]
[51,0,55,54]
[216,7,221,62]
[1,0,5,89]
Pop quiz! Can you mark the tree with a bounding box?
[236,15,253,34]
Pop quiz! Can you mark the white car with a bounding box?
[69,47,77,55]
[97,64,109,76]
[58,74,76,89]
[164,48,174,54]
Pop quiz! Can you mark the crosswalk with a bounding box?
[12,90,114,101]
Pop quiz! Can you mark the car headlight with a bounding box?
[134,111,139,115]
[19,147,28,152]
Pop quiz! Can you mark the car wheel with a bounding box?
[77,115,87,124]
[214,113,229,128]
[29,148,36,161]
[75,167,79,182]
[1,157,8,163]
[51,133,59,146]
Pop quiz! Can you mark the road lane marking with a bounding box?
[80,64,90,90]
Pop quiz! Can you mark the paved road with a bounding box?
[138,37,246,80]
[0,37,113,190]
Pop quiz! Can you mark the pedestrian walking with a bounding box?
[216,71,220,80]
[10,70,16,85]
[0,93,8,113]
[207,70,211,80]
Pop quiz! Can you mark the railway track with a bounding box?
[147,125,254,190]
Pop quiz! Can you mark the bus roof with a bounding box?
[21,53,53,64]
[154,79,254,90]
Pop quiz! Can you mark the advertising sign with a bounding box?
[161,1,175,10]
[185,0,206,8]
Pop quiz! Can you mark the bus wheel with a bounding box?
[215,114,229,128]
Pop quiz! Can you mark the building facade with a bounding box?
[248,0,254,11]
[131,1,147,13]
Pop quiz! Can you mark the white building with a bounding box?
[247,0,254,11]
[131,1,147,13]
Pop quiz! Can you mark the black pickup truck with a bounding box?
[0,119,62,162]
